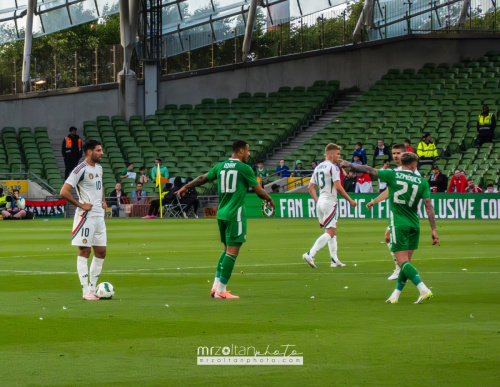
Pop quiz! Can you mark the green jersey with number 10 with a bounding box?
[378,169,430,229]
[206,158,259,221]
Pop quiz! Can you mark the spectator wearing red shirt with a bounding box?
[355,172,373,193]
[404,139,415,153]
[448,169,468,193]
[467,179,483,193]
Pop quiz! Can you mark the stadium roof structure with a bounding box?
[0,0,342,46]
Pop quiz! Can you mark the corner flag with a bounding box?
[156,166,163,219]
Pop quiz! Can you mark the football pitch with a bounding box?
[1,218,499,386]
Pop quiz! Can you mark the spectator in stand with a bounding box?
[485,184,499,193]
[417,133,438,164]
[143,183,173,219]
[352,154,362,165]
[61,126,83,179]
[355,172,373,193]
[352,142,367,165]
[132,182,147,204]
[292,160,307,177]
[120,163,136,180]
[404,139,415,153]
[428,165,448,193]
[477,105,496,146]
[180,177,200,218]
[378,159,391,192]
[310,161,318,171]
[256,162,269,180]
[343,170,357,193]
[372,139,391,166]
[448,169,468,193]
[151,158,169,182]
[138,166,149,183]
[467,179,484,193]
[2,189,26,220]
[108,182,127,217]
[271,184,280,193]
[276,160,290,178]
[0,187,7,210]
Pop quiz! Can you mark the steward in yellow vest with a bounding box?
[417,133,438,162]
[477,105,496,146]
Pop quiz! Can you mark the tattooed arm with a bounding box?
[423,197,440,246]
[340,160,379,180]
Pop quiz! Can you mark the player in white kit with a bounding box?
[366,143,421,280]
[60,139,107,300]
[303,143,357,268]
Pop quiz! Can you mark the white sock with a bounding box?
[417,282,430,294]
[328,236,338,262]
[89,257,105,291]
[391,289,402,299]
[77,256,89,294]
[213,277,220,289]
[217,282,227,294]
[310,233,332,257]
[387,243,399,269]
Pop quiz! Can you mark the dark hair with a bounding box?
[353,154,360,158]
[271,184,279,191]
[13,189,20,194]
[404,139,411,144]
[155,158,162,163]
[422,133,431,140]
[356,142,363,146]
[83,139,101,154]
[401,152,418,166]
[69,126,77,132]
[432,165,439,170]
[392,143,406,151]
[139,166,145,171]
[173,176,183,187]
[454,168,461,173]
[0,187,3,196]
[232,140,248,153]
[487,184,494,188]
[378,138,385,142]
[383,159,391,164]
[137,182,143,186]
[164,183,173,190]
[126,162,133,167]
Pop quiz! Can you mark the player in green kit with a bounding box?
[341,152,440,304]
[176,140,275,299]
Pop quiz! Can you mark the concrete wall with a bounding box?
[0,34,498,141]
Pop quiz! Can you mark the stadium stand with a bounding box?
[83,80,340,196]
[289,52,500,189]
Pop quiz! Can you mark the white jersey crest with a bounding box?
[310,160,341,203]
[65,161,104,218]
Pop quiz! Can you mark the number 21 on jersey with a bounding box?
[394,180,418,206]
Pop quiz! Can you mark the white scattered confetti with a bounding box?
[207,280,210,283]
[470,314,474,319]
[354,264,357,267]
[310,296,315,299]
[39,317,43,320]
[462,268,468,271]
[147,257,150,260]
[165,304,169,307]
[344,286,348,289]
[62,306,66,310]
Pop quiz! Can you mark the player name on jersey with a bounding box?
[246,193,500,220]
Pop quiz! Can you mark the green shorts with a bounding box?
[389,225,420,252]
[218,219,247,247]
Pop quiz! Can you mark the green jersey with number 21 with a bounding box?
[206,158,259,222]
[378,169,430,229]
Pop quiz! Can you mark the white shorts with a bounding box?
[317,201,338,229]
[71,215,107,247]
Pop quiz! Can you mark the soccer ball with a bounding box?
[96,282,114,299]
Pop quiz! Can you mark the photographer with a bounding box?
[0,187,7,209]
[2,189,27,220]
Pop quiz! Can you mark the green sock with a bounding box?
[215,252,225,278]
[401,261,422,286]
[220,253,237,285]
[396,269,407,291]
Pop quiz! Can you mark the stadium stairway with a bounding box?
[263,92,363,170]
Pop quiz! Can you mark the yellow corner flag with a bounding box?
[156,166,163,219]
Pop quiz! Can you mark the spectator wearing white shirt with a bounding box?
[378,159,391,192]
[355,172,373,193]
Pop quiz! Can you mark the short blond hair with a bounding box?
[401,152,419,166]
[325,143,341,154]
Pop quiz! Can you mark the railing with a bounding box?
[0,171,58,197]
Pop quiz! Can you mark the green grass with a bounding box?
[1,218,499,386]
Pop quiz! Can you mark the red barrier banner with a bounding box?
[25,199,67,218]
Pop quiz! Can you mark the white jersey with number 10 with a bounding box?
[310,160,341,204]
